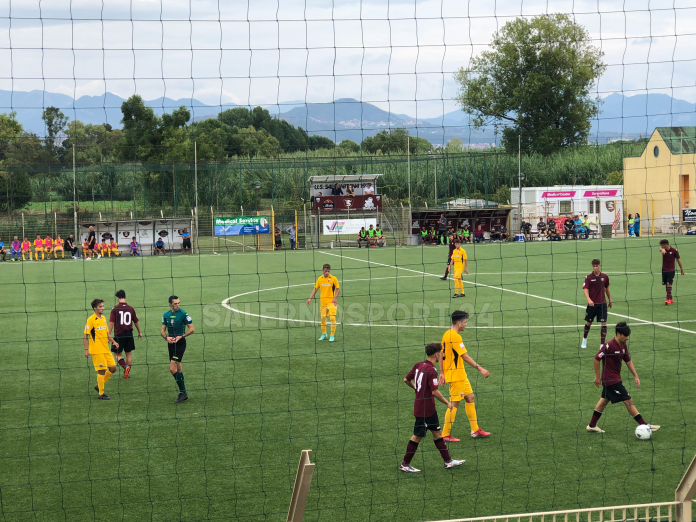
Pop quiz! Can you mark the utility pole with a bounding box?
[518,135,522,231]
[73,144,77,239]
[194,141,199,253]
[407,136,411,205]
[434,152,438,205]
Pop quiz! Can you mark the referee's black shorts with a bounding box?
[168,338,187,361]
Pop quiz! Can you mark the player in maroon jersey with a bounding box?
[660,239,684,305]
[586,322,660,434]
[399,342,465,473]
[108,289,142,379]
[581,259,613,349]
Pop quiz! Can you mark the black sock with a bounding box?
[589,410,602,427]
[634,413,647,425]
[403,440,419,465]
[175,372,186,392]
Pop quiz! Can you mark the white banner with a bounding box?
[96,222,116,244]
[135,221,154,245]
[155,220,174,247]
[322,218,377,236]
[118,221,136,245]
[311,181,377,198]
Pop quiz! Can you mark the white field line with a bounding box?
[221,274,696,331]
[320,251,696,335]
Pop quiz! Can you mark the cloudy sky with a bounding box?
[1,0,695,117]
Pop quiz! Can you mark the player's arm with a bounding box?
[106,331,119,348]
[432,389,453,410]
[108,321,115,336]
[134,319,142,339]
[678,257,685,275]
[161,324,172,342]
[181,322,194,340]
[463,258,468,275]
[438,350,445,385]
[583,287,593,306]
[306,288,317,305]
[626,360,640,387]
[593,358,601,387]
[403,377,415,390]
[605,287,612,308]
[461,353,489,378]
[83,333,90,358]
[332,286,340,305]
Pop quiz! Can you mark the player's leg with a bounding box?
[328,306,337,341]
[587,396,609,432]
[600,322,608,345]
[400,419,425,472]
[455,271,464,296]
[582,305,595,348]
[464,390,490,437]
[442,398,459,442]
[319,306,328,340]
[441,259,451,279]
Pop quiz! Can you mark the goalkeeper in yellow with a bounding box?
[448,238,468,298]
[439,310,491,441]
[307,263,340,342]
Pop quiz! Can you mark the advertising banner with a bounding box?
[96,222,116,243]
[541,191,576,198]
[214,216,270,236]
[583,190,619,198]
[117,221,136,245]
[311,181,377,197]
[135,221,154,245]
[322,218,377,236]
[155,220,174,247]
[683,208,696,223]
[312,195,382,211]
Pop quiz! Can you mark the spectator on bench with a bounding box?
[474,224,485,243]
[367,224,377,247]
[376,224,385,247]
[564,217,575,239]
[130,238,141,256]
[462,225,471,243]
[331,183,343,196]
[490,226,501,242]
[419,226,431,245]
[65,234,79,259]
[573,215,586,239]
[11,236,21,261]
[358,227,369,248]
[548,221,560,241]
[109,238,120,256]
[536,218,547,239]
[521,221,532,241]
[154,237,166,255]
[429,226,437,245]
[500,225,509,242]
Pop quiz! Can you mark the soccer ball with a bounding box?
[635,425,652,440]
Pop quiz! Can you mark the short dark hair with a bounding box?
[322,263,331,270]
[115,290,126,299]
[615,321,631,337]
[425,342,442,357]
[169,295,179,304]
[91,298,104,309]
[660,239,669,246]
[454,238,461,244]
[591,259,601,266]
[451,310,469,324]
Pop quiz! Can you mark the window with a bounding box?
[654,145,659,158]
[588,200,600,213]
[559,200,571,213]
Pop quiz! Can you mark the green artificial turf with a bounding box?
[0,237,694,522]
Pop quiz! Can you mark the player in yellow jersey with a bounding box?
[84,298,119,400]
[109,238,120,256]
[54,235,65,258]
[82,240,90,258]
[21,237,32,260]
[306,263,340,342]
[439,310,491,441]
[448,238,468,298]
[33,235,44,260]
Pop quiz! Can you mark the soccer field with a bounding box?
[1,238,695,522]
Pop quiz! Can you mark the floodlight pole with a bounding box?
[73,144,78,239]
[194,141,199,254]
[407,136,411,204]
[518,135,522,229]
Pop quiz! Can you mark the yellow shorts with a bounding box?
[91,352,116,372]
[449,379,473,401]
[454,269,463,280]
[34,247,43,252]
[320,304,337,318]
[54,246,63,251]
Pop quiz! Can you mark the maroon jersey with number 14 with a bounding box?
[405,360,439,417]
[109,303,139,336]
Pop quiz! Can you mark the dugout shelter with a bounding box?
[79,218,194,255]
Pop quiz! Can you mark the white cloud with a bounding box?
[0,0,694,117]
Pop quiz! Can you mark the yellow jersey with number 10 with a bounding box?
[441,329,468,383]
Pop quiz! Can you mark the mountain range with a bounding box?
[1,89,694,146]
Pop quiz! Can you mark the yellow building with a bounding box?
[624,127,696,232]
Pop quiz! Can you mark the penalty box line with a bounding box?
[321,251,696,336]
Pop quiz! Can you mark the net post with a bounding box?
[287,449,315,522]
[675,452,696,522]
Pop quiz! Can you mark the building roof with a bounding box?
[655,127,696,155]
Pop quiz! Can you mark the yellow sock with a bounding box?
[61,251,64,258]
[41,252,44,260]
[103,370,113,384]
[321,318,327,334]
[442,406,457,437]
[465,402,479,432]
[330,316,336,335]
[97,373,105,395]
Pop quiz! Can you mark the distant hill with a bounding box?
[1,89,694,146]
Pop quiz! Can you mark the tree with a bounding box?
[338,139,360,153]
[454,14,605,155]
[41,106,69,162]
[607,170,623,185]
